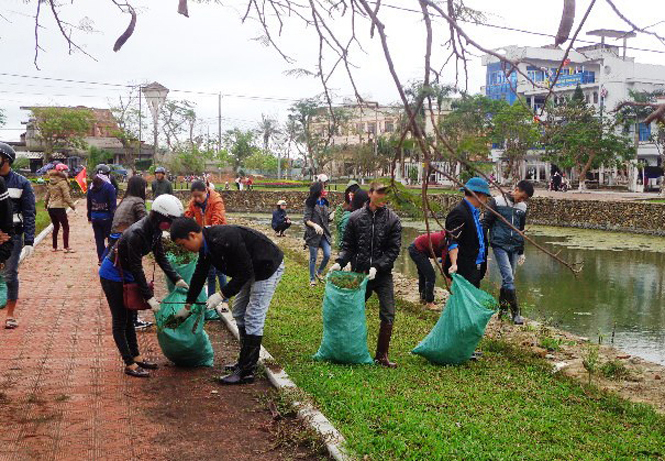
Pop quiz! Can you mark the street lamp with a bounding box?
[141,82,169,165]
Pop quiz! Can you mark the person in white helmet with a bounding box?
[98,194,189,378]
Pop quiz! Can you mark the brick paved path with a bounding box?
[0,206,318,461]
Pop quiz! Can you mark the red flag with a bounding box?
[75,167,88,193]
[562,58,571,67]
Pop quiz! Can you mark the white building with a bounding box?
[482,30,665,189]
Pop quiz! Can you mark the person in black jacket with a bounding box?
[98,194,189,378]
[443,177,492,288]
[170,217,285,385]
[330,182,402,368]
[271,200,291,237]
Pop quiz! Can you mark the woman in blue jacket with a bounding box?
[87,172,117,263]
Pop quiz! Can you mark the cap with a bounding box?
[277,200,287,206]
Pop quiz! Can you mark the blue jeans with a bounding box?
[232,262,285,336]
[207,266,228,301]
[493,247,518,291]
[308,239,331,282]
[2,233,23,301]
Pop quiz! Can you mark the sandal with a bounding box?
[125,366,150,378]
[5,318,18,329]
[51,248,60,252]
[64,248,76,253]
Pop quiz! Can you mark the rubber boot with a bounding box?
[220,335,261,385]
[375,321,397,368]
[506,290,524,325]
[225,325,245,372]
[498,288,509,321]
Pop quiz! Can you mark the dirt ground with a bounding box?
[0,206,326,461]
[241,216,665,414]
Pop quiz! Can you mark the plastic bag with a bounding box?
[156,287,214,367]
[413,274,496,365]
[313,271,374,364]
[165,254,220,321]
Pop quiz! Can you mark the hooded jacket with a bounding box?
[87,181,117,221]
[303,198,331,247]
[336,203,402,275]
[184,189,227,226]
[483,195,527,254]
[45,170,76,209]
[1,170,36,246]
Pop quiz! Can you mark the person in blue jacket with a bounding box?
[271,200,291,237]
[87,171,117,264]
[0,143,36,330]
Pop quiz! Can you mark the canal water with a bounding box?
[232,213,665,364]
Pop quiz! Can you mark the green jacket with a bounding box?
[336,209,351,250]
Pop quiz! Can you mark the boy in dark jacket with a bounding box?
[87,174,117,263]
[483,180,534,324]
[331,182,402,368]
[170,217,285,385]
[443,177,491,289]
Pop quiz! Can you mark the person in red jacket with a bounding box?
[408,230,449,310]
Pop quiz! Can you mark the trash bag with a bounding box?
[413,274,496,365]
[156,287,214,367]
[0,275,6,309]
[165,254,220,321]
[313,271,374,365]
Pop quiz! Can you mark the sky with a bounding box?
[1,0,664,143]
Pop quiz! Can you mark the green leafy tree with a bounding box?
[87,146,114,172]
[491,99,541,182]
[30,107,94,161]
[543,88,635,190]
[256,114,281,154]
[244,151,279,173]
[223,128,261,171]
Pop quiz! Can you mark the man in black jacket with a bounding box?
[330,182,402,368]
[443,177,492,288]
[170,217,285,385]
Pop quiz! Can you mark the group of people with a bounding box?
[233,175,254,191]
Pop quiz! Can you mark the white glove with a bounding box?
[449,264,458,274]
[206,292,224,311]
[329,210,336,221]
[215,301,229,316]
[343,263,352,272]
[162,231,171,240]
[175,279,189,289]
[368,267,377,281]
[518,254,526,266]
[328,263,342,273]
[147,297,160,313]
[20,245,34,260]
[311,223,323,235]
[174,306,191,319]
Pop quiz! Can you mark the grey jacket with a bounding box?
[483,195,527,254]
[303,199,332,247]
[111,196,147,234]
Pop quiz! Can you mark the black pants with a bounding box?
[457,265,484,289]
[92,220,112,262]
[100,278,139,366]
[48,208,69,249]
[408,243,435,303]
[273,222,291,234]
[365,273,395,324]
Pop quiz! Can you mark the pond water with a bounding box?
[231,213,665,365]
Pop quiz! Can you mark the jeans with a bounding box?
[493,246,518,291]
[365,273,396,324]
[408,243,435,303]
[92,219,113,262]
[2,233,23,301]
[308,239,331,281]
[100,278,139,366]
[48,208,69,249]
[232,262,284,336]
[207,266,228,300]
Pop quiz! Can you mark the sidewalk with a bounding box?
[0,207,320,460]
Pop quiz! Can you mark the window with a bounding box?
[385,121,394,133]
[367,122,376,134]
[639,122,652,142]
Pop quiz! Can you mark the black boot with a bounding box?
[506,290,524,325]
[220,334,262,385]
[498,288,509,321]
[375,321,397,368]
[224,325,245,372]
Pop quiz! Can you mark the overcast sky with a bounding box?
[1,0,664,143]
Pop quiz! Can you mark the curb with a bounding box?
[217,309,352,461]
[20,202,78,265]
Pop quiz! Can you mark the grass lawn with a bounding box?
[264,249,665,460]
[35,200,51,235]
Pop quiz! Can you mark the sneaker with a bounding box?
[134,318,153,330]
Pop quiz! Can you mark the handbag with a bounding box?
[114,250,155,311]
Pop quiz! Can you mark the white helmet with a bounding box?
[317,173,329,183]
[152,194,184,219]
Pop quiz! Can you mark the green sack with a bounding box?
[313,271,374,364]
[413,274,496,365]
[156,288,214,367]
[0,275,7,309]
[165,254,220,321]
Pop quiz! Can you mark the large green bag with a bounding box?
[156,288,214,367]
[313,271,374,364]
[165,254,220,321]
[413,274,496,365]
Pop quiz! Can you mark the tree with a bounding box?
[30,107,94,161]
[491,99,541,183]
[244,151,279,173]
[110,88,148,170]
[159,99,198,151]
[256,114,281,154]
[223,128,261,171]
[543,91,634,190]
